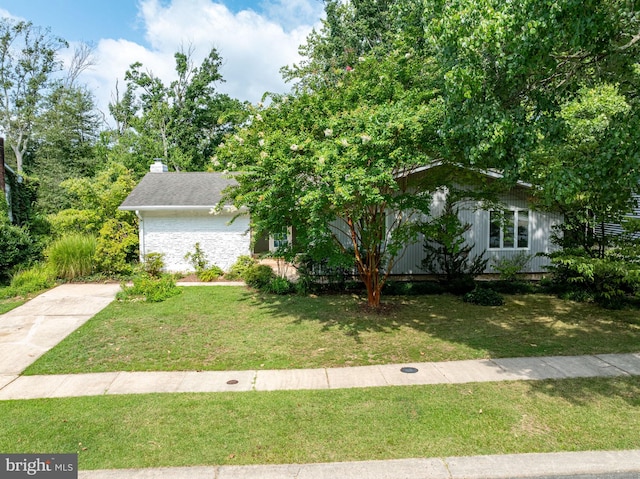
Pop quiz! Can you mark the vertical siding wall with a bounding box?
[139,210,251,272]
[391,187,563,275]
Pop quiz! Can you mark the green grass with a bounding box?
[0,296,26,314]
[25,287,640,375]
[0,377,638,470]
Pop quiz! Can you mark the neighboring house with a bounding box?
[604,193,640,240]
[120,161,562,276]
[119,160,251,272]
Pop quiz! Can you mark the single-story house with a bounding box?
[119,160,562,275]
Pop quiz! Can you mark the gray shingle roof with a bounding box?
[119,172,237,210]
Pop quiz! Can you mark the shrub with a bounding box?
[198,265,224,282]
[482,280,537,295]
[547,251,640,309]
[118,274,181,302]
[463,287,505,306]
[383,281,447,296]
[225,255,257,280]
[0,222,34,281]
[244,264,276,289]
[445,276,477,295]
[185,243,209,272]
[95,219,139,275]
[46,234,97,280]
[142,253,165,278]
[492,253,532,281]
[265,276,294,294]
[3,263,56,297]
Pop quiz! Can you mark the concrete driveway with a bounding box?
[0,283,121,386]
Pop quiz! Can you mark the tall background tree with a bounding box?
[0,18,68,173]
[108,47,248,175]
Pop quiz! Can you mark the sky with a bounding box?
[0,0,325,121]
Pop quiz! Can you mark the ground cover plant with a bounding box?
[25,286,640,375]
[0,377,638,470]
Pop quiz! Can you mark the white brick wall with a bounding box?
[139,210,251,272]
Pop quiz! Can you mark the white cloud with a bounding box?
[78,0,323,123]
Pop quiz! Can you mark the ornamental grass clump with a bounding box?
[46,234,97,280]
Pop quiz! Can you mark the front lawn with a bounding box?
[25,286,640,375]
[0,377,638,470]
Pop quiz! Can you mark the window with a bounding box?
[489,210,529,249]
[269,226,292,252]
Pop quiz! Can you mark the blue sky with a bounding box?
[0,0,324,119]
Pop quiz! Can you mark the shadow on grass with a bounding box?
[249,291,640,359]
[524,375,640,407]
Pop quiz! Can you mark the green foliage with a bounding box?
[94,219,139,275]
[7,263,56,297]
[117,274,181,303]
[547,251,640,309]
[48,162,137,238]
[184,243,209,272]
[421,197,488,281]
[463,287,505,306]
[492,253,533,281]
[109,48,247,173]
[264,276,294,295]
[0,18,68,172]
[0,222,35,281]
[31,83,102,214]
[243,264,276,289]
[225,255,257,280]
[220,47,439,307]
[197,266,224,282]
[383,281,447,296]
[46,234,97,280]
[142,253,165,279]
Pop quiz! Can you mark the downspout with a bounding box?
[135,210,145,262]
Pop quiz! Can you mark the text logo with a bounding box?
[1,454,77,478]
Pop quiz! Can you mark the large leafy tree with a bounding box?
[0,18,68,172]
[221,49,442,307]
[109,48,247,174]
[30,82,102,213]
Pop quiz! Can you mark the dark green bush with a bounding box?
[244,264,276,289]
[383,281,447,296]
[547,251,640,309]
[481,280,537,295]
[445,276,477,295]
[0,222,35,281]
[266,276,294,294]
[463,287,505,306]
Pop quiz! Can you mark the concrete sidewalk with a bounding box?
[1,352,640,400]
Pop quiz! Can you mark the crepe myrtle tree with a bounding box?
[219,50,442,307]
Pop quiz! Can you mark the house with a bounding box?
[119,160,251,272]
[119,161,562,276]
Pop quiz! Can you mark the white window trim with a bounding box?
[269,226,292,252]
[488,209,530,250]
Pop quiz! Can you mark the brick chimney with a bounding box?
[150,159,168,173]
